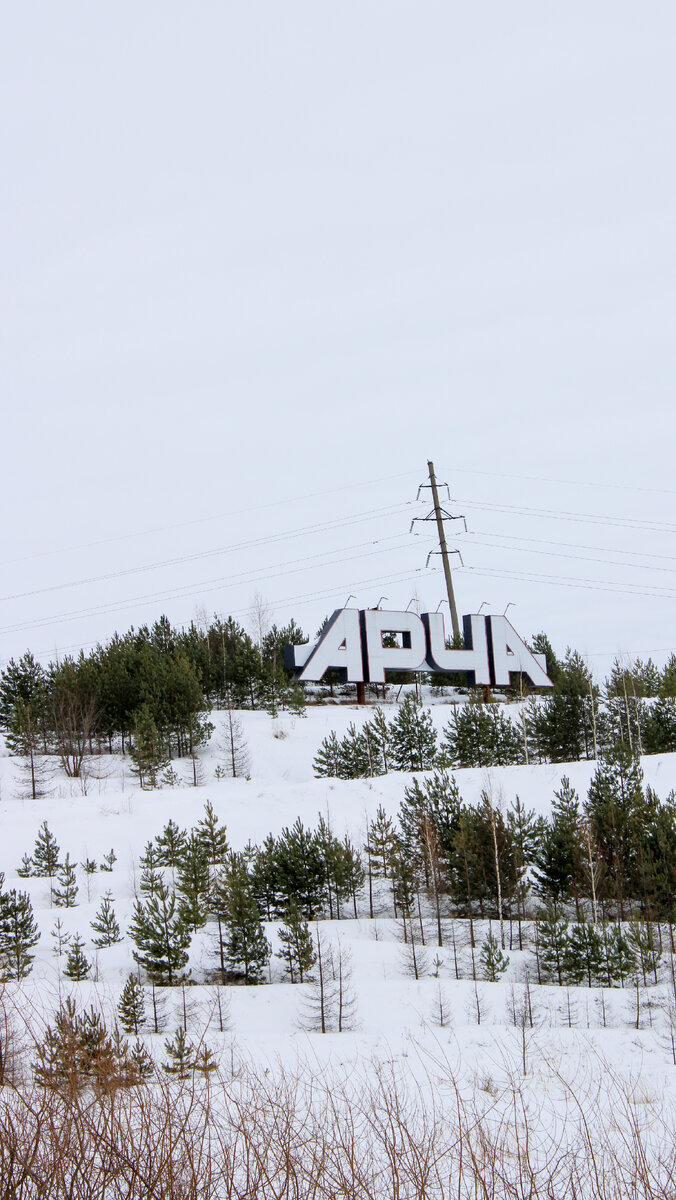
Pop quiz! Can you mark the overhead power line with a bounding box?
[0,502,414,603]
[30,565,442,663]
[454,497,676,534]
[0,534,436,637]
[0,470,421,568]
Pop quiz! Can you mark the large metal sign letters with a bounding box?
[285,609,553,688]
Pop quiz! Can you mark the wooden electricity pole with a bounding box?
[426,460,461,641]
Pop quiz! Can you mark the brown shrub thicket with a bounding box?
[0,1043,675,1198]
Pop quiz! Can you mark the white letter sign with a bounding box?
[286,608,553,688]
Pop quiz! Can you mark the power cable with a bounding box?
[0,535,436,637]
[440,463,676,498]
[29,566,441,662]
[461,537,676,576]
[0,502,414,603]
[455,497,676,533]
[0,469,420,568]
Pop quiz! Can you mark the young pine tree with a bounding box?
[117,973,147,1036]
[536,908,569,986]
[217,870,270,985]
[0,888,40,979]
[195,799,229,867]
[276,900,316,983]
[479,932,510,982]
[129,705,169,790]
[313,731,342,778]
[90,893,122,948]
[127,881,191,986]
[162,1027,196,1078]
[565,922,603,987]
[32,822,61,881]
[389,695,438,772]
[52,854,79,909]
[176,834,211,933]
[155,820,188,872]
[64,934,91,981]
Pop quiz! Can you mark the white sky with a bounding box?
[2,3,675,677]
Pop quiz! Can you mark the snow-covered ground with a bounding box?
[2,701,676,1124]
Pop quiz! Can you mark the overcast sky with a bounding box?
[2,3,675,677]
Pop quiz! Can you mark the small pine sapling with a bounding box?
[64,934,91,980]
[17,854,34,878]
[100,849,117,873]
[129,1039,155,1080]
[32,822,61,880]
[161,766,182,788]
[162,1027,196,1078]
[479,932,510,982]
[91,893,122,948]
[194,1043,219,1077]
[276,900,316,983]
[195,800,229,867]
[51,919,71,959]
[155,820,188,873]
[0,889,40,979]
[118,973,147,1035]
[52,855,79,909]
[80,858,98,901]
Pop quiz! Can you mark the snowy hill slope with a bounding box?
[2,701,676,1140]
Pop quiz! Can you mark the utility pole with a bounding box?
[411,461,465,641]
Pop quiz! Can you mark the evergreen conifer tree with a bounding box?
[565,922,603,987]
[50,919,71,960]
[586,744,647,918]
[195,799,229,866]
[362,707,391,774]
[194,1044,219,1077]
[605,923,636,987]
[64,934,91,980]
[100,849,117,872]
[337,723,371,779]
[533,778,585,914]
[162,1027,196,1078]
[17,853,34,878]
[313,731,342,778]
[176,833,211,932]
[118,973,147,1035]
[32,822,61,880]
[7,700,51,800]
[52,854,79,908]
[536,907,570,985]
[155,820,188,871]
[479,932,510,981]
[390,695,438,771]
[127,881,191,986]
[129,704,169,789]
[216,868,270,985]
[274,819,325,917]
[642,697,676,755]
[129,1039,155,1080]
[276,900,316,982]
[287,683,307,719]
[628,920,661,986]
[0,888,40,979]
[139,841,164,897]
[91,893,122,947]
